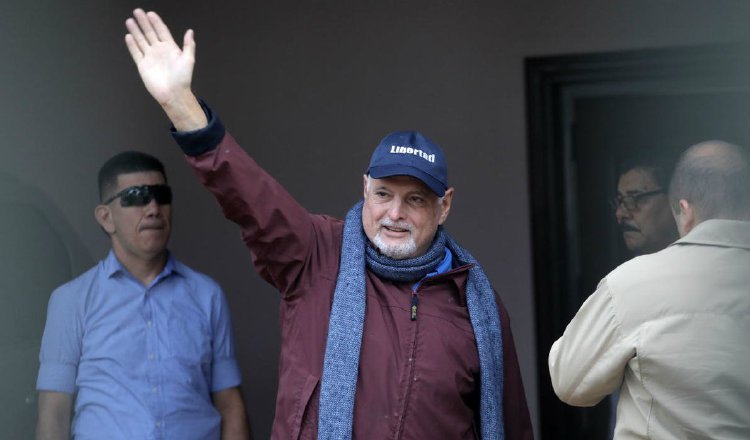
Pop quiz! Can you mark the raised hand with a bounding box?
[125,9,206,131]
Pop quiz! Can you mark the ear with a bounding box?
[95,204,116,235]
[678,199,696,236]
[362,174,369,199]
[438,187,454,225]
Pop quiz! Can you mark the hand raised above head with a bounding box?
[124,8,207,131]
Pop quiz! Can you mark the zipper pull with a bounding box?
[410,293,419,321]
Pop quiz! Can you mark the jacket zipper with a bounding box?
[393,289,420,439]
[410,292,418,321]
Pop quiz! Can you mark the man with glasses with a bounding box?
[598,154,680,439]
[551,140,750,438]
[35,151,250,439]
[612,155,678,256]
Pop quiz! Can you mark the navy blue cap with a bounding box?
[366,131,448,196]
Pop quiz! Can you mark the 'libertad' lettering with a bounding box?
[389,145,435,163]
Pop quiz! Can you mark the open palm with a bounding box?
[125,9,195,106]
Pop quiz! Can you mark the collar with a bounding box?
[103,249,180,283]
[673,219,750,251]
[412,247,453,291]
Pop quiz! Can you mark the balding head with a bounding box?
[669,141,750,235]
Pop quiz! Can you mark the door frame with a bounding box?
[525,43,750,439]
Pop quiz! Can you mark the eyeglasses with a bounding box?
[102,184,173,207]
[609,188,663,212]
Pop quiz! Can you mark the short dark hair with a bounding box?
[669,141,750,221]
[97,151,167,201]
[616,150,677,190]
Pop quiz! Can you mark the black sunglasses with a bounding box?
[103,184,173,207]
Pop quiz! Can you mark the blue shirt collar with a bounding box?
[412,247,454,291]
[103,249,180,284]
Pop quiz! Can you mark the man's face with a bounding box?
[98,171,172,262]
[615,167,676,255]
[362,175,453,259]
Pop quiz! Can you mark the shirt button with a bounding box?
[152,387,158,393]
[155,421,161,428]
[148,354,155,360]
[147,320,153,327]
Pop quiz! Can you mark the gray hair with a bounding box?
[365,175,445,205]
[669,141,750,221]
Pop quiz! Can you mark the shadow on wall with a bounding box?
[0,173,92,438]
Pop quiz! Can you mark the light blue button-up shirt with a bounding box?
[37,251,241,440]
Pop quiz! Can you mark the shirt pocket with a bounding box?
[167,304,211,366]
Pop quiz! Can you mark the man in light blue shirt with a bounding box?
[36,151,250,439]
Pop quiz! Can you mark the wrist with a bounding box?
[161,90,208,131]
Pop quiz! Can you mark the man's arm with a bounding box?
[125,9,336,294]
[124,8,207,131]
[36,391,72,440]
[548,278,635,406]
[212,387,251,440]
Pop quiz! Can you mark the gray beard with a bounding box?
[371,232,418,260]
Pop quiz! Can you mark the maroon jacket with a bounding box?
[178,117,533,439]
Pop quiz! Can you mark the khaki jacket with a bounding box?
[549,219,750,439]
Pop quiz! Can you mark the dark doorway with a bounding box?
[526,45,750,439]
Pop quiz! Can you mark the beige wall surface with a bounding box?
[3,1,750,437]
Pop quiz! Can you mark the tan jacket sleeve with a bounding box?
[548,277,636,407]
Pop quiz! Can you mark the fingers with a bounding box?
[125,15,149,55]
[147,10,176,45]
[133,8,161,45]
[124,8,176,53]
[182,29,196,59]
[124,34,143,61]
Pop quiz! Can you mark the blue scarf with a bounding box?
[318,201,505,439]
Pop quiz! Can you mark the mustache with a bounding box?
[379,218,413,231]
[620,222,640,232]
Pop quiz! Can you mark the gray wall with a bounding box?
[3,1,750,438]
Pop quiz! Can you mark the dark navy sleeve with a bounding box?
[170,101,226,157]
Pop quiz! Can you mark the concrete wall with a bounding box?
[3,1,750,437]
